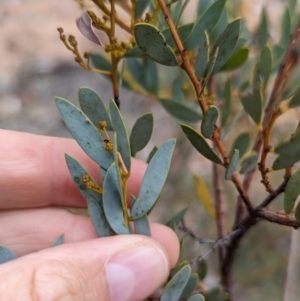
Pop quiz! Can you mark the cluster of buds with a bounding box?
[83,174,103,193]
[98,121,107,130]
[98,121,114,151]
[104,139,113,151]
[87,10,106,29]
[104,38,134,57]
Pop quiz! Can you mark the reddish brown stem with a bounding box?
[209,77,227,264]
[157,0,253,214]
[235,19,300,226]
[213,164,227,258]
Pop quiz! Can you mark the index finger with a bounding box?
[0,130,146,209]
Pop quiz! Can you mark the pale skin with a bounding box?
[0,130,180,301]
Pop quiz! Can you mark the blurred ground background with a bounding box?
[1,0,300,300]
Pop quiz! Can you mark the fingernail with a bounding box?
[106,245,169,301]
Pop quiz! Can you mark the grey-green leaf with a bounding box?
[87,196,115,237]
[195,31,209,79]
[131,139,176,219]
[253,45,272,91]
[109,99,131,171]
[162,22,194,48]
[65,154,102,202]
[197,0,213,13]
[229,132,251,159]
[119,59,126,89]
[172,76,185,101]
[123,46,146,58]
[235,37,247,52]
[187,295,205,301]
[257,8,268,48]
[272,153,300,170]
[175,0,191,26]
[205,287,228,301]
[161,265,191,301]
[205,287,220,301]
[134,23,178,66]
[127,58,143,85]
[147,146,158,163]
[184,0,226,50]
[103,163,130,234]
[201,47,219,94]
[288,0,298,14]
[52,234,64,247]
[280,67,300,99]
[209,4,228,44]
[239,151,258,174]
[211,18,241,74]
[142,58,159,94]
[221,78,232,126]
[130,113,154,156]
[133,213,151,236]
[170,0,184,23]
[295,201,300,223]
[274,129,300,156]
[201,105,219,138]
[225,149,239,180]
[171,261,189,277]
[78,87,112,130]
[131,195,137,208]
[160,99,202,122]
[181,273,198,299]
[288,88,300,108]
[240,91,263,125]
[197,259,207,280]
[280,7,291,47]
[135,0,150,18]
[284,170,300,214]
[221,110,244,139]
[56,98,114,170]
[181,124,222,164]
[90,53,111,71]
[272,44,286,67]
[218,292,229,301]
[166,207,189,230]
[0,246,17,264]
[220,47,249,71]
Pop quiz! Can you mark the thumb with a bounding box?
[0,235,171,301]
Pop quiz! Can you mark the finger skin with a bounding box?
[0,208,180,268]
[0,130,180,300]
[0,130,146,209]
[0,234,178,301]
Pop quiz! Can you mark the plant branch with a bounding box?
[234,19,300,227]
[256,168,292,209]
[157,0,253,214]
[191,229,244,264]
[179,221,216,245]
[108,0,120,107]
[130,0,136,28]
[254,20,300,189]
[92,0,132,33]
[221,214,258,301]
[213,163,227,268]
[208,77,227,263]
[58,29,112,75]
[258,110,279,194]
[157,4,300,300]
[257,208,300,228]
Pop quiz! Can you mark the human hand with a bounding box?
[0,130,179,301]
